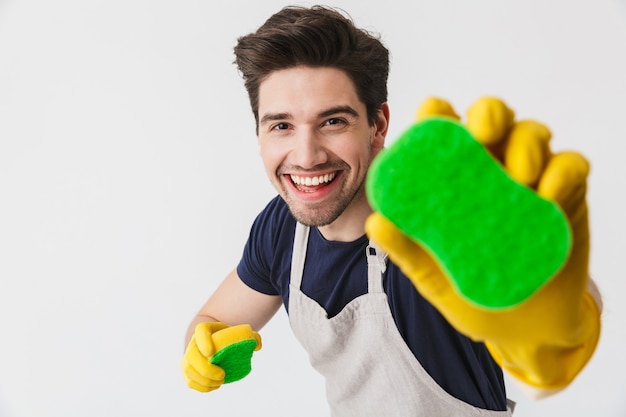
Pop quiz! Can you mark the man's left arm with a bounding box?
[365,97,602,396]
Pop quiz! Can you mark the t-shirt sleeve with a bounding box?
[237,196,289,296]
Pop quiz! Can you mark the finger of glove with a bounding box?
[365,213,453,298]
[465,97,515,146]
[537,151,590,213]
[185,377,221,393]
[415,97,461,121]
[184,337,226,381]
[181,357,224,392]
[194,322,228,357]
[182,355,225,390]
[503,120,552,187]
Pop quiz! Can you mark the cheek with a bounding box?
[259,142,284,174]
[339,139,373,168]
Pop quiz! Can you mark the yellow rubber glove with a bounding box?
[182,322,262,392]
[367,97,601,391]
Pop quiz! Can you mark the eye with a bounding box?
[272,122,290,130]
[324,118,346,127]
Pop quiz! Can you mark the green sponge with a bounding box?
[366,117,572,309]
[210,339,258,384]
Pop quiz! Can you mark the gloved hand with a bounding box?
[366,97,601,391]
[182,322,262,392]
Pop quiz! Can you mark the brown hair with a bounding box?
[234,5,389,131]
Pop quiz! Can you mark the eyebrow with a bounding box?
[318,105,360,119]
[259,112,290,126]
[259,105,361,126]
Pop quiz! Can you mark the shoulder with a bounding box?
[243,195,298,270]
[237,195,296,297]
[249,195,295,241]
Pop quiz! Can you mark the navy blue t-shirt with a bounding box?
[237,196,507,411]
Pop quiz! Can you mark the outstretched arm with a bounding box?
[185,268,282,346]
[366,97,602,397]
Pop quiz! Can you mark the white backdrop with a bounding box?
[1,0,625,416]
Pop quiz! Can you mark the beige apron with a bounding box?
[288,223,513,417]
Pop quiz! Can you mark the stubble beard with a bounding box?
[280,169,367,228]
[286,187,358,227]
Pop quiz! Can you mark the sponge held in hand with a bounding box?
[209,324,259,384]
[366,117,572,309]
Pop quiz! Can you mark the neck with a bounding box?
[318,190,373,242]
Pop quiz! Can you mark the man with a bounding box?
[181,5,601,416]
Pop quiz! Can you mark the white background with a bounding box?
[1,0,625,416]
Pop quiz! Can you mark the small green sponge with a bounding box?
[367,117,572,309]
[210,339,258,384]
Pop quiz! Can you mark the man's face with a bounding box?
[257,66,387,227]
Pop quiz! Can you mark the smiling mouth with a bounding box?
[289,172,337,192]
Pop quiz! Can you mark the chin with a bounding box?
[286,201,342,227]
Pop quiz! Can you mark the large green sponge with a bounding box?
[366,117,572,309]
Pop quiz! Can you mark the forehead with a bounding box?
[258,66,363,117]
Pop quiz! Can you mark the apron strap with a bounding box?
[292,222,387,295]
[291,222,310,289]
[366,242,387,294]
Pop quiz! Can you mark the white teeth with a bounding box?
[290,172,336,186]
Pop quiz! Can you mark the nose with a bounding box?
[290,129,328,169]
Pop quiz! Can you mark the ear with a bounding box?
[371,102,390,151]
